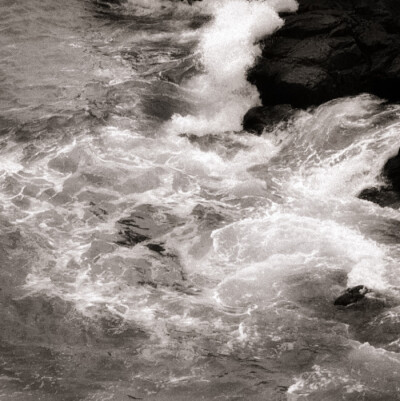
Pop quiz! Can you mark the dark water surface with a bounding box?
[1,0,400,400]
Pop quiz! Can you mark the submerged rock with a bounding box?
[334,285,370,306]
[181,0,202,4]
[248,0,400,108]
[145,243,166,254]
[160,57,200,85]
[115,204,183,247]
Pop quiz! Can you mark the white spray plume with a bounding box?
[170,0,298,135]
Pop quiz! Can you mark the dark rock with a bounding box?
[181,0,202,4]
[359,186,400,208]
[358,148,400,207]
[383,148,400,191]
[334,285,370,306]
[145,243,166,254]
[137,280,158,289]
[248,0,400,108]
[243,104,294,135]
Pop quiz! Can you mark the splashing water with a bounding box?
[1,0,400,400]
[170,0,298,134]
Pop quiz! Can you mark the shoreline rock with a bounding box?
[359,148,400,207]
[248,0,400,109]
[242,104,294,135]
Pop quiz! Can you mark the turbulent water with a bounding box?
[1,0,400,400]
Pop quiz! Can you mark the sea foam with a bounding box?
[170,0,298,135]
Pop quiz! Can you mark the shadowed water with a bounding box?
[1,0,400,400]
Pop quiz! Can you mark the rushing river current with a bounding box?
[1,0,400,400]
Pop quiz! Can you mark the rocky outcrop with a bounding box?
[334,285,370,306]
[242,104,294,135]
[359,148,400,207]
[248,0,400,108]
[382,148,400,191]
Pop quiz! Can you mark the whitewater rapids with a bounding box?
[0,0,400,400]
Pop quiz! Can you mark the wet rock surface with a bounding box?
[334,285,370,306]
[359,186,400,208]
[248,0,400,108]
[359,148,400,207]
[383,148,400,191]
[242,104,295,135]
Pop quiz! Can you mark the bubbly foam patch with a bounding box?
[8,95,400,326]
[288,343,400,400]
[265,95,400,199]
[211,212,389,311]
[12,123,282,337]
[5,0,400,397]
[169,0,298,134]
[126,0,203,16]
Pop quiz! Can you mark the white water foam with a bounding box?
[211,212,389,310]
[126,0,203,16]
[288,343,400,400]
[10,94,400,327]
[169,0,298,135]
[283,96,400,199]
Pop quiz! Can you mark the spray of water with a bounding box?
[170,0,298,135]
